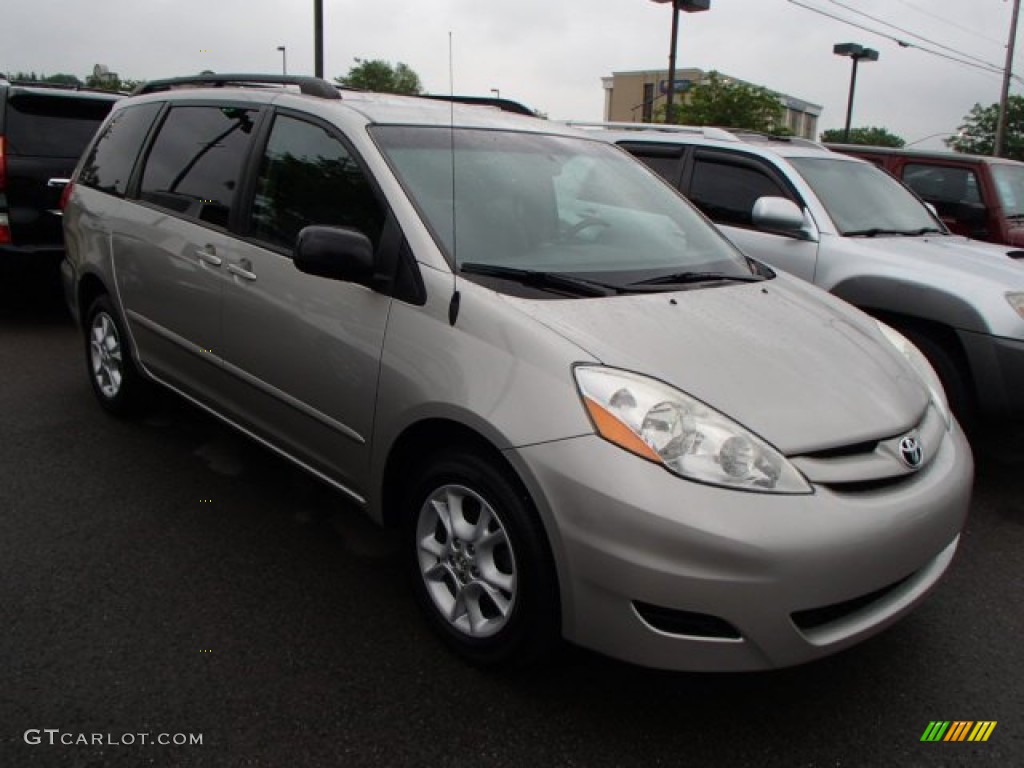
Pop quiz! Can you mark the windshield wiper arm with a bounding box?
[845,227,943,237]
[628,271,764,287]
[460,262,621,297]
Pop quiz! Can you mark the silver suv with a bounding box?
[62,75,970,671]
[584,124,1024,423]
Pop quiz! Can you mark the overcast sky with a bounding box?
[1,0,1019,148]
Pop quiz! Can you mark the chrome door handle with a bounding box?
[47,178,70,188]
[197,244,223,267]
[227,258,256,281]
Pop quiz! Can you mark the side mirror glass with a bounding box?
[751,196,806,233]
[293,226,374,285]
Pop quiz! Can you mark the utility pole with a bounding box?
[651,1,710,124]
[995,0,1021,157]
[314,0,324,78]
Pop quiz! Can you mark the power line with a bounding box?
[890,0,1006,47]
[786,0,1023,83]
[822,0,1005,73]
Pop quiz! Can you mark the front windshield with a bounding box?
[991,162,1024,217]
[372,126,754,285]
[789,157,942,235]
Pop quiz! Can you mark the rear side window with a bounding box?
[79,103,162,197]
[901,164,982,206]
[689,156,790,227]
[139,105,258,228]
[248,114,385,251]
[620,143,685,188]
[4,93,116,158]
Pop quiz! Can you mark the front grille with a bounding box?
[800,439,880,460]
[634,601,742,639]
[791,574,912,631]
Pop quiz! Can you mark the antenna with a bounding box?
[447,30,460,326]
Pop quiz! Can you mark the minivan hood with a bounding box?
[507,278,928,456]
[844,234,1024,286]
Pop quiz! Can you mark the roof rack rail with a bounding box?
[563,121,739,141]
[420,94,538,117]
[133,74,341,100]
[4,79,126,96]
[727,130,823,148]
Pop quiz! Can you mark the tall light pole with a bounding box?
[277,46,287,75]
[650,1,710,124]
[833,43,879,143]
[995,0,1021,157]
[314,0,324,78]
[490,88,500,99]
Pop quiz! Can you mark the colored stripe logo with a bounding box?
[921,721,997,742]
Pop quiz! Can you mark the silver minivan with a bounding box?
[62,75,971,671]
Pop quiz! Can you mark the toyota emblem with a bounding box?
[899,435,923,469]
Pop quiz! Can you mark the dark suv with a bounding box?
[0,80,120,263]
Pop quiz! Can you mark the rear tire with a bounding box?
[403,450,560,667]
[84,295,148,417]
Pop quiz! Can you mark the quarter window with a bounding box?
[139,106,258,228]
[689,157,790,227]
[248,115,385,251]
[79,103,162,197]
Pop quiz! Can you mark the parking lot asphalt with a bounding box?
[1,263,1022,767]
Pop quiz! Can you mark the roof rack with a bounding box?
[563,121,739,141]
[4,79,126,96]
[727,130,823,148]
[133,74,341,100]
[419,94,538,117]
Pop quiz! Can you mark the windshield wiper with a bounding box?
[628,271,764,287]
[845,227,943,237]
[460,262,622,297]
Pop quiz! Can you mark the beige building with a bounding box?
[602,68,822,139]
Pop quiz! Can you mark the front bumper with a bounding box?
[513,422,972,671]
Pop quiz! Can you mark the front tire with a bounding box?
[901,326,976,428]
[404,450,560,667]
[84,295,147,417]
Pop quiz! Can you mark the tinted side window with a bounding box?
[249,115,385,251]
[139,106,258,228]
[5,93,116,158]
[622,145,685,189]
[79,103,162,197]
[689,157,789,227]
[901,164,982,206]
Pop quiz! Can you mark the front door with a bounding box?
[220,112,393,498]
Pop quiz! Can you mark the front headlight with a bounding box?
[1007,292,1024,320]
[573,366,811,494]
[874,321,952,430]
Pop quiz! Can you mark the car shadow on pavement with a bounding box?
[0,258,71,325]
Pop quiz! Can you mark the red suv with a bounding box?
[826,144,1024,248]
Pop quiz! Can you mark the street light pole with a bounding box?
[277,46,287,76]
[651,1,710,125]
[833,43,879,143]
[995,0,1021,157]
[314,0,324,78]
[490,88,500,99]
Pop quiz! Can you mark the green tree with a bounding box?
[819,126,905,146]
[655,71,784,132]
[947,97,1024,160]
[44,73,84,87]
[335,59,422,94]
